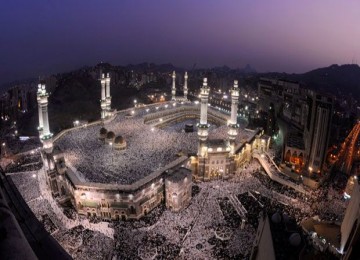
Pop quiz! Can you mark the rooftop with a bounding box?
[166,167,192,183]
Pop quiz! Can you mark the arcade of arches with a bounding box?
[284,149,305,172]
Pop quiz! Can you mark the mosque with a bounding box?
[37,71,270,220]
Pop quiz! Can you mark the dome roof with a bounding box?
[289,233,301,247]
[100,127,107,135]
[271,212,281,224]
[106,131,115,139]
[115,135,125,144]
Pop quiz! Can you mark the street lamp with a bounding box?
[2,142,7,157]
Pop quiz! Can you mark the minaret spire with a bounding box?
[171,71,176,101]
[37,84,44,136]
[197,77,210,179]
[199,78,209,125]
[197,78,210,156]
[184,72,188,100]
[105,72,111,113]
[100,72,111,119]
[228,80,240,154]
[100,73,107,119]
[37,81,53,153]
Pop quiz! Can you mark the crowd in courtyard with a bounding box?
[4,150,350,259]
[0,102,351,259]
[56,103,248,185]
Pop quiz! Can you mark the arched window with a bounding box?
[129,206,136,215]
[284,150,291,162]
[291,151,298,164]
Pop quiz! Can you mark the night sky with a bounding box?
[0,0,359,84]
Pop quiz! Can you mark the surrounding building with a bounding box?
[251,212,303,260]
[304,90,333,176]
[258,78,334,178]
[340,178,360,257]
[165,167,192,212]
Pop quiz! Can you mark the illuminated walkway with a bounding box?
[336,121,360,174]
[253,152,306,194]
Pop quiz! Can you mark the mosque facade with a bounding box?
[39,72,270,220]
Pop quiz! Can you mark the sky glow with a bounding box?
[0,0,359,83]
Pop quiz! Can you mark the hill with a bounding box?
[260,64,360,100]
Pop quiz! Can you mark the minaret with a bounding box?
[37,82,53,152]
[100,73,107,119]
[171,71,176,101]
[184,72,188,100]
[105,72,111,115]
[37,84,44,136]
[197,78,210,156]
[228,80,240,154]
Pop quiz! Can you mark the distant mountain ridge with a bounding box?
[260,64,360,100]
[2,63,359,101]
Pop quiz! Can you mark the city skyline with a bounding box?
[1,0,359,85]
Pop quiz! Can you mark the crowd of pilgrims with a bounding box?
[9,166,114,259]
[56,103,247,185]
[10,170,41,203]
[2,136,41,155]
[4,102,351,259]
[5,152,43,173]
[7,152,350,259]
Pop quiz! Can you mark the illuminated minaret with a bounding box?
[228,80,240,154]
[184,71,188,100]
[171,71,176,100]
[105,72,111,114]
[197,78,210,157]
[100,73,107,119]
[36,84,44,136]
[37,81,53,152]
